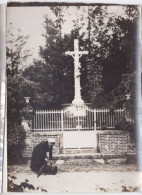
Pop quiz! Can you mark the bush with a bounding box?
[7,123,26,165]
[115,118,134,132]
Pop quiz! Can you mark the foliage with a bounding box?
[7,75,27,165]
[22,6,138,116]
[7,123,26,164]
[7,23,31,77]
[8,176,35,192]
[23,19,80,109]
[7,75,27,124]
[86,6,138,109]
[7,25,31,164]
[115,118,134,132]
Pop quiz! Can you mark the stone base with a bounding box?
[72,97,84,105]
[62,103,91,117]
[62,103,91,109]
[22,121,136,159]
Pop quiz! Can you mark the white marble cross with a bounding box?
[65,39,88,104]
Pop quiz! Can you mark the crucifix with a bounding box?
[65,39,88,105]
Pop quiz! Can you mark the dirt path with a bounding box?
[8,170,142,193]
[8,159,142,193]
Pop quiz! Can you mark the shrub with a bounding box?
[115,118,134,132]
[7,123,26,165]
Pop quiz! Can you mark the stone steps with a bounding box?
[52,151,136,161]
[62,148,96,155]
[53,152,102,160]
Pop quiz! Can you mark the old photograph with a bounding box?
[7,3,141,192]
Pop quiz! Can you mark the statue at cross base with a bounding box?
[65,39,88,105]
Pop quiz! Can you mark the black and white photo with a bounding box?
[7,3,141,192]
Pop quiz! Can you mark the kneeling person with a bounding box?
[30,141,57,176]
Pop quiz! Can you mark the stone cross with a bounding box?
[65,39,88,104]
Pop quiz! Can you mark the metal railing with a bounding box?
[32,106,125,131]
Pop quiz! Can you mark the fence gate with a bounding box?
[62,106,97,150]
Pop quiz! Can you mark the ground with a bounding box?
[8,158,142,193]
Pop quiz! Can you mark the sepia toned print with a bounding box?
[7,4,141,192]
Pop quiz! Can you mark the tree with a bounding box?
[24,15,80,109]
[85,6,138,110]
[7,25,31,164]
[7,23,30,77]
[101,13,138,111]
[7,73,27,165]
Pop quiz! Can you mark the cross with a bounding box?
[65,39,88,105]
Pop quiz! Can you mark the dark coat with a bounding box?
[30,141,49,172]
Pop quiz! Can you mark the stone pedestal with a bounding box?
[62,103,90,108]
[62,103,91,117]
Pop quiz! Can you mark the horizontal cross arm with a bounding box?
[78,51,88,55]
[65,51,75,56]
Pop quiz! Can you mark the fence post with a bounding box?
[94,108,97,131]
[61,110,64,132]
[94,108,97,152]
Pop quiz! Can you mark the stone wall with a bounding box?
[98,130,136,154]
[23,132,62,157]
[22,120,63,157]
[22,120,136,158]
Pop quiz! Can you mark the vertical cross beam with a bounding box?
[65,39,88,105]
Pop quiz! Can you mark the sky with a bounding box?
[7,7,54,66]
[7,5,127,68]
